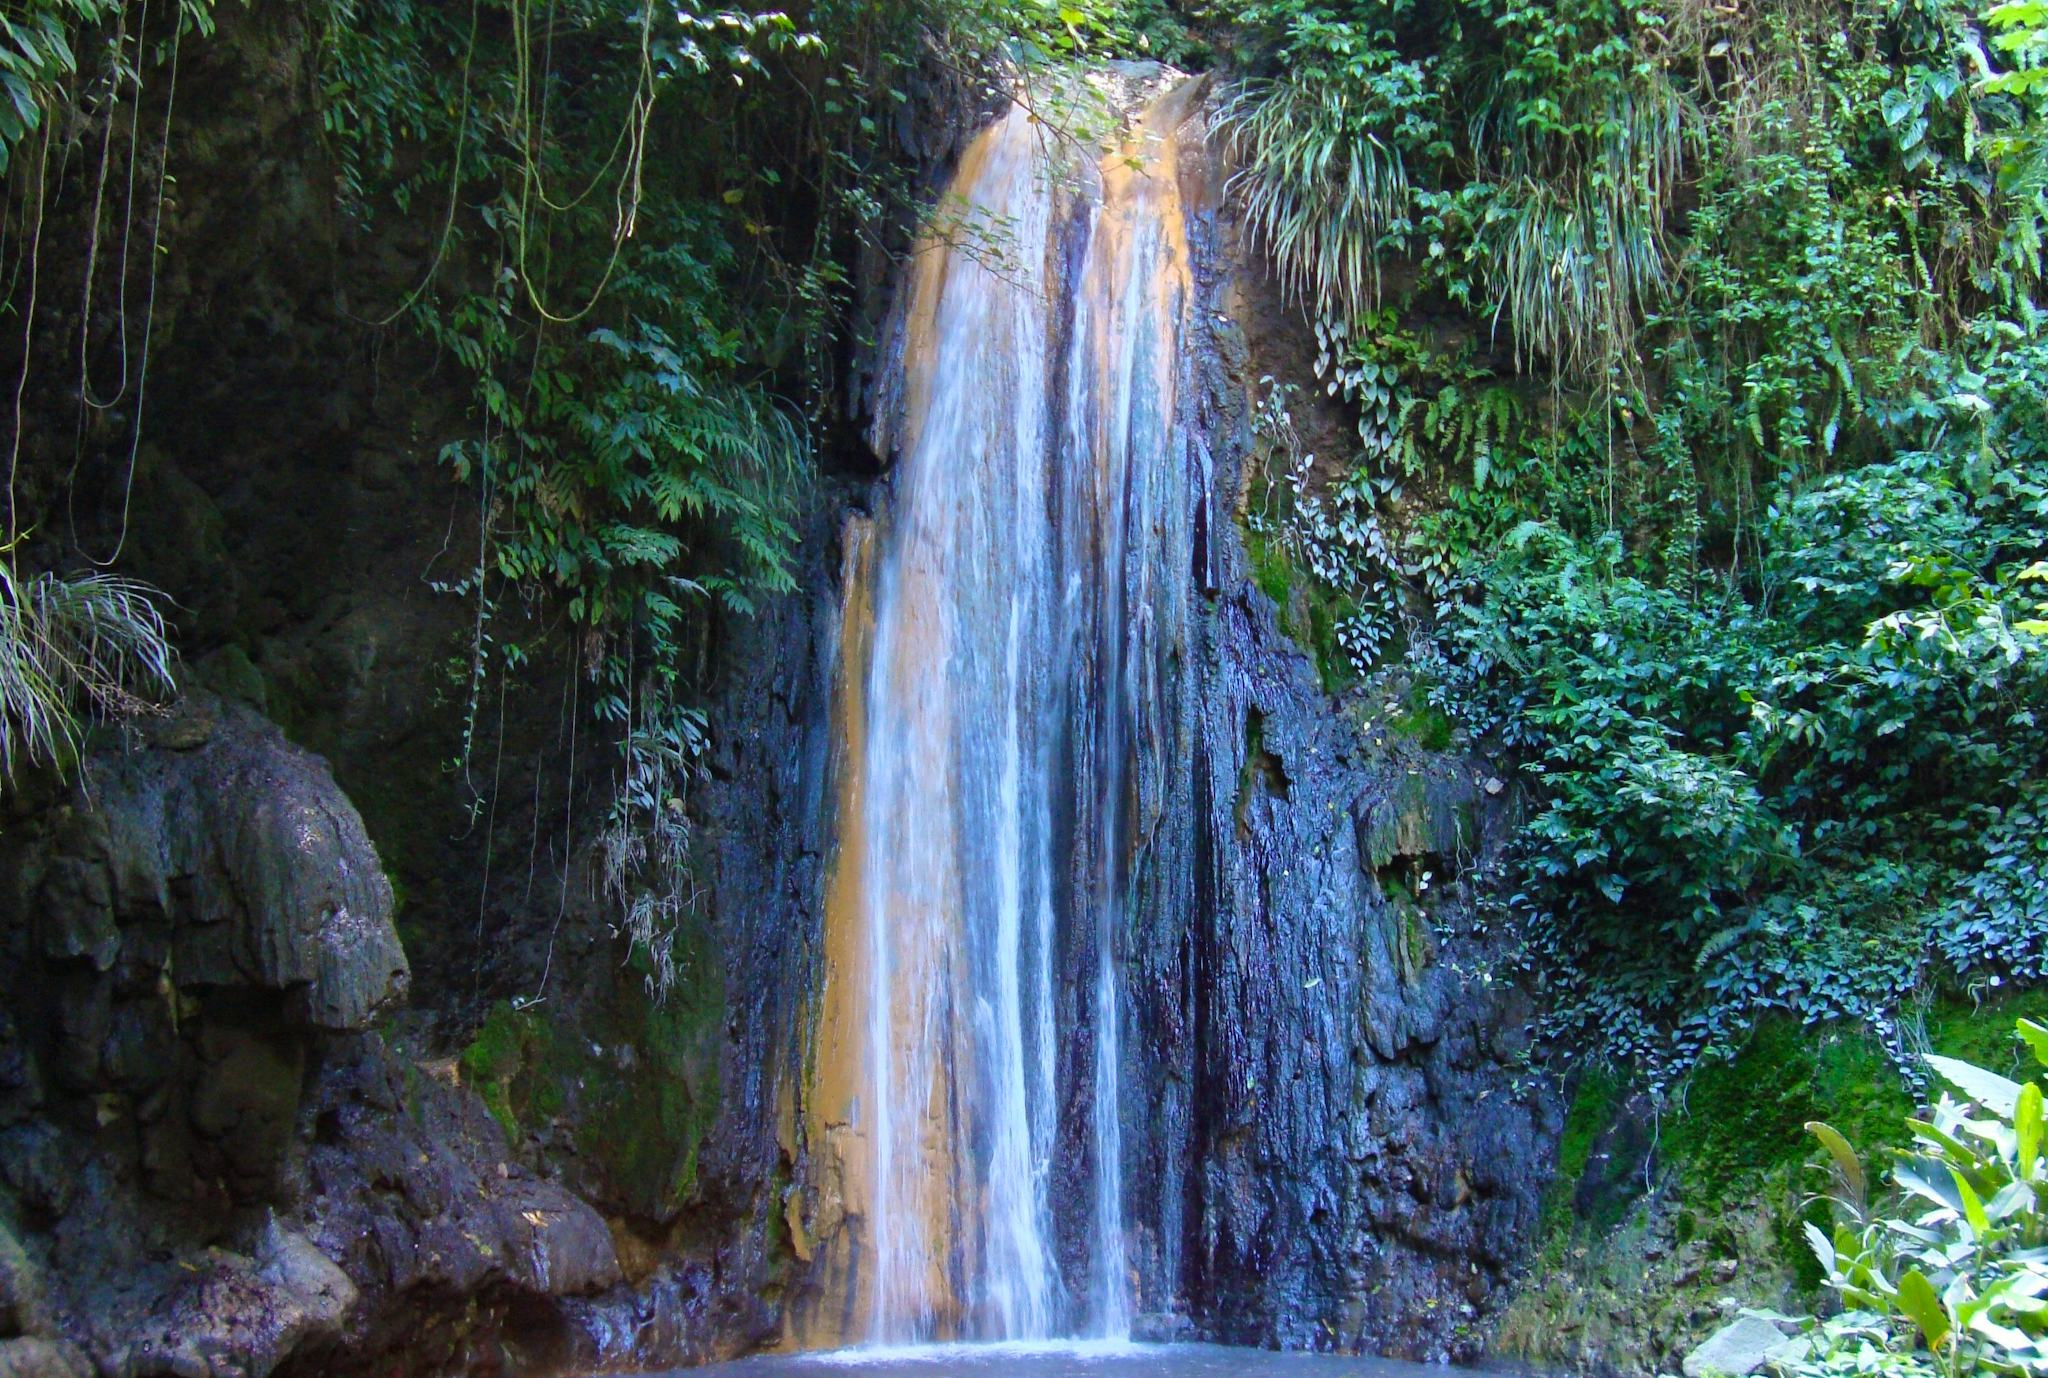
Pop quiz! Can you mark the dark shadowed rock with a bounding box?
[268,1034,622,1374]
[0,1221,46,1338]
[0,1189,85,1378]
[78,694,408,1030]
[0,1338,90,1378]
[0,692,627,1376]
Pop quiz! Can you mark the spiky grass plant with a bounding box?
[1219,73,1411,320]
[0,563,174,781]
[1222,23,1691,380]
[1468,65,1691,379]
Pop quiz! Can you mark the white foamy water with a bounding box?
[698,1342,1483,1378]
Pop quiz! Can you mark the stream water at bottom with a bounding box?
[671,1342,1495,1378]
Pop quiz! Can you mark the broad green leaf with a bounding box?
[1808,1121,1867,1204]
[1956,1170,1992,1235]
[2018,1019,2048,1069]
[1803,1220,1837,1275]
[1986,1179,2036,1222]
[1896,1268,1952,1350]
[1898,1161,1966,1214]
[1928,1055,2022,1116]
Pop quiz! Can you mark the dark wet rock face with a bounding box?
[280,1035,622,1375]
[1102,117,1555,1359]
[1122,583,1550,1358]
[0,700,619,1377]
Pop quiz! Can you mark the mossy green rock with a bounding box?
[458,927,724,1224]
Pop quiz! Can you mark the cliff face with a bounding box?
[0,2,810,1367]
[0,697,624,1378]
[0,9,1557,1370]
[1107,99,1556,1359]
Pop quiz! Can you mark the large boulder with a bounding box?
[0,1337,90,1378]
[303,1036,622,1311]
[90,1223,357,1378]
[0,696,456,1376]
[0,1221,87,1378]
[1683,1313,1801,1378]
[38,694,408,1030]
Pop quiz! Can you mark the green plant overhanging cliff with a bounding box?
[270,0,1202,991]
[1218,0,2048,1082]
[0,563,173,778]
[312,0,908,993]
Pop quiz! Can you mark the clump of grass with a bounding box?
[1219,73,1410,320]
[0,562,175,780]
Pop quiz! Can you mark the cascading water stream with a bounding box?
[803,74,1197,1349]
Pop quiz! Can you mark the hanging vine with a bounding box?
[0,0,200,779]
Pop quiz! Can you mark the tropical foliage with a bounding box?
[0,0,212,174]
[1792,1019,2048,1378]
[5,0,2043,1046]
[1223,0,2048,1076]
[311,0,950,986]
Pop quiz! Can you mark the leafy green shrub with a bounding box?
[1429,328,2048,1076]
[1795,1019,2048,1378]
[0,0,214,175]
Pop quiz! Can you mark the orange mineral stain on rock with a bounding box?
[788,512,878,1348]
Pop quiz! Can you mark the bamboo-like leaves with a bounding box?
[1221,25,1691,380]
[1469,66,1691,380]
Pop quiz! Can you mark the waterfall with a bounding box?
[804,75,1197,1348]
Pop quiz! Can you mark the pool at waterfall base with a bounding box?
[683,1341,1494,1377]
